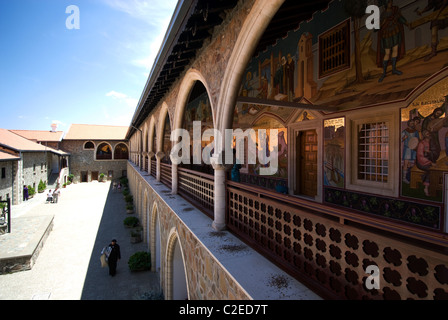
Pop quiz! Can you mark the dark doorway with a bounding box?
[296,130,318,197]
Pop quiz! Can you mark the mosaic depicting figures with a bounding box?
[401,77,448,202]
[239,0,448,110]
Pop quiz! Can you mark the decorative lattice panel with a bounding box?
[227,186,448,300]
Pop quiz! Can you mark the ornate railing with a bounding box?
[226,181,448,300]
[160,163,172,188]
[150,160,156,178]
[178,167,214,218]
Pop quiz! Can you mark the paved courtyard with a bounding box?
[0,181,160,300]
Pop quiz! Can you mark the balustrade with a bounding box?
[226,181,448,300]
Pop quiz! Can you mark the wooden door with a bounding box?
[91,171,99,181]
[297,130,318,197]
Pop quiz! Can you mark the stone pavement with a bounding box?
[0,181,160,300]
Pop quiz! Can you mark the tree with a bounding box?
[344,0,368,84]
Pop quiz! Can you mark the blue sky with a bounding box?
[0,0,178,131]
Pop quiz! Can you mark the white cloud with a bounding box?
[106,91,127,99]
[106,91,138,109]
[102,0,177,73]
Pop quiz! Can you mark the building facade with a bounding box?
[127,0,448,300]
[0,129,69,205]
[61,124,129,183]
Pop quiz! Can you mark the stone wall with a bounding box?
[61,140,128,183]
[0,160,16,203]
[127,163,250,300]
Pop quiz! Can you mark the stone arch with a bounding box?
[95,141,113,160]
[216,0,285,147]
[150,201,162,278]
[148,116,156,153]
[142,189,149,242]
[173,69,216,131]
[165,229,188,300]
[137,180,142,217]
[157,103,170,154]
[113,142,129,160]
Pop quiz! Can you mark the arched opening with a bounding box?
[167,234,188,300]
[96,142,112,160]
[151,126,157,177]
[161,112,172,165]
[180,81,214,175]
[84,141,94,149]
[114,143,129,160]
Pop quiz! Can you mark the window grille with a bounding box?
[358,122,389,183]
[319,20,350,78]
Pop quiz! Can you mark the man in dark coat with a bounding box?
[106,239,121,276]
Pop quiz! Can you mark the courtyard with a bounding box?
[0,181,159,300]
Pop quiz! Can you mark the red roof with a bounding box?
[64,124,128,141]
[10,130,64,142]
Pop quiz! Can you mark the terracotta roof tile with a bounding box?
[0,150,20,161]
[0,129,68,155]
[64,124,128,140]
[10,130,64,142]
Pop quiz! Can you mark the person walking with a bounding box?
[103,239,121,276]
[23,185,29,201]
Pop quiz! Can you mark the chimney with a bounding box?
[51,123,57,132]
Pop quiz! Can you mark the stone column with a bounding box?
[171,163,178,195]
[211,153,232,231]
[155,152,164,182]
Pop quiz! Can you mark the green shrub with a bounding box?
[125,194,133,203]
[128,251,151,271]
[38,180,46,193]
[123,216,139,228]
[27,185,35,197]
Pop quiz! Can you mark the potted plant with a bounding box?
[27,185,35,199]
[99,172,106,182]
[122,188,130,197]
[126,203,134,214]
[125,194,133,204]
[123,216,139,228]
[128,251,151,271]
[130,227,143,243]
[38,180,46,193]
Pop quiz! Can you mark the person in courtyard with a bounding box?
[103,239,121,277]
[46,189,53,203]
[23,185,29,201]
[53,188,60,203]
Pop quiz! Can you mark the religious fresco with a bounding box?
[324,117,345,188]
[239,0,448,110]
[401,76,448,202]
[181,90,214,173]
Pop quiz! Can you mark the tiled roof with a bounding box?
[10,130,64,142]
[64,124,128,141]
[0,129,68,155]
[0,150,20,161]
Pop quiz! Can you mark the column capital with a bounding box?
[155,152,165,160]
[210,151,233,171]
